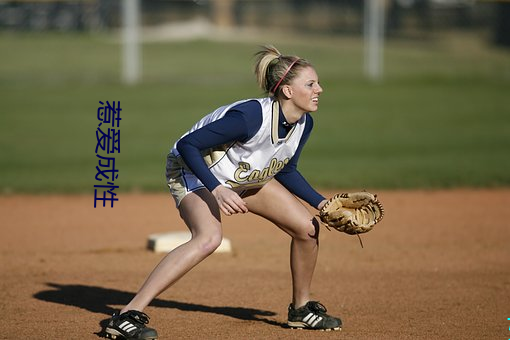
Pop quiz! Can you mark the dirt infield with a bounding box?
[1,189,509,339]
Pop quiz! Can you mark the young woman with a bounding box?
[105,45,341,340]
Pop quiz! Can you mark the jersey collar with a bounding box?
[271,100,300,145]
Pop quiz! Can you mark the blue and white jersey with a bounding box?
[171,97,307,190]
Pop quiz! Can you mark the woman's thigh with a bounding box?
[243,180,319,239]
[178,189,222,238]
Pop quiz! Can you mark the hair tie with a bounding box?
[271,58,299,94]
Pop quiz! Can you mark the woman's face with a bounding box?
[287,66,323,113]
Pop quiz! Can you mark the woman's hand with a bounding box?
[212,185,249,216]
[317,199,328,211]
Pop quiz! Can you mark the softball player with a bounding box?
[105,45,341,340]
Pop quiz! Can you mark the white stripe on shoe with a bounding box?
[303,313,314,323]
[119,320,137,333]
[302,312,323,327]
[311,316,323,327]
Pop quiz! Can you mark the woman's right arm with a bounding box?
[176,100,262,214]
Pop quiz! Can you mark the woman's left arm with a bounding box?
[274,114,326,209]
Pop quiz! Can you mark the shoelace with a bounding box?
[128,311,150,325]
[307,301,327,314]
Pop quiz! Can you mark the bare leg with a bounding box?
[121,189,222,313]
[243,180,320,309]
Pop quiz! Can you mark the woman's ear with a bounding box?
[282,85,293,99]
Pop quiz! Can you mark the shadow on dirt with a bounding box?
[34,282,284,337]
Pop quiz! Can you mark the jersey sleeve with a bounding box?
[274,114,326,209]
[176,100,262,192]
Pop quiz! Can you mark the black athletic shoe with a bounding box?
[105,310,158,340]
[287,301,342,331]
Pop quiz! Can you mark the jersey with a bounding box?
[171,97,307,191]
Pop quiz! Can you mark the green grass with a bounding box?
[0,31,509,193]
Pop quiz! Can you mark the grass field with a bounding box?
[0,31,509,193]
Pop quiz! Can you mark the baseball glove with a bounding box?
[319,191,384,238]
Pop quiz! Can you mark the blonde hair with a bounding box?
[253,45,312,97]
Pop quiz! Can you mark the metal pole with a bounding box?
[364,0,385,81]
[122,0,141,85]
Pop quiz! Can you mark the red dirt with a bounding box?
[1,189,510,339]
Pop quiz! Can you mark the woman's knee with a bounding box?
[192,230,223,256]
[292,217,321,241]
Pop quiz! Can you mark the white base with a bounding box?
[147,231,232,253]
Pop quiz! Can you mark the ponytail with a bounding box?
[253,45,312,96]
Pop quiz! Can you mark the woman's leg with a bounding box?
[243,180,320,309]
[121,189,223,313]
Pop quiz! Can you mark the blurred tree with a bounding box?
[494,2,510,47]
